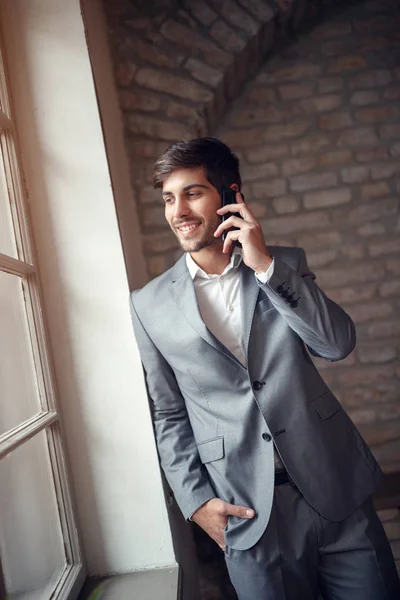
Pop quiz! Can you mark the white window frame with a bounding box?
[0,29,84,600]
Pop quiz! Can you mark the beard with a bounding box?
[172,214,221,253]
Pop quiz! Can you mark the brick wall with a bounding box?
[103,0,400,470]
[217,0,400,470]
[102,0,307,277]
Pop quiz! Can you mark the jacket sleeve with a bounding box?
[130,293,216,520]
[260,248,356,361]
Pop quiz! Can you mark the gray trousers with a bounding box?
[225,483,400,600]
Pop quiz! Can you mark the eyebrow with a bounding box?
[162,184,209,196]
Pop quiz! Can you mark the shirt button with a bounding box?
[229,306,234,312]
[262,433,272,442]
[252,381,263,391]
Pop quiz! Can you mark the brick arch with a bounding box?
[103,0,310,277]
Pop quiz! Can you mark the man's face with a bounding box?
[162,167,222,253]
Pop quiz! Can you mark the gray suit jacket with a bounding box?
[130,246,382,551]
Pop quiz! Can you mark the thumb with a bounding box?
[223,502,255,519]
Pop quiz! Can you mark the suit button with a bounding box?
[252,381,263,391]
[262,433,272,442]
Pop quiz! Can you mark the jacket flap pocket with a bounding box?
[313,392,341,420]
[197,437,224,464]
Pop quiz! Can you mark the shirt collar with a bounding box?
[186,248,242,280]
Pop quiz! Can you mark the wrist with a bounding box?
[192,498,215,520]
[254,254,273,274]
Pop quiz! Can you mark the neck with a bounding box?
[189,243,231,275]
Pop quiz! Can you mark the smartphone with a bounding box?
[221,187,243,247]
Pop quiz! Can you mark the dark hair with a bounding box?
[152,137,241,191]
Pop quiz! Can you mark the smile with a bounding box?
[176,223,201,235]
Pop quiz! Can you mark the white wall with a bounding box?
[0,0,175,575]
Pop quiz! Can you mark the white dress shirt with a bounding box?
[186,248,274,367]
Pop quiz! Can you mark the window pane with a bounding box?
[0,271,43,435]
[0,142,17,258]
[0,430,66,599]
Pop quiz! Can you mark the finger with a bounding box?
[217,203,243,216]
[214,215,247,237]
[223,503,255,519]
[216,528,227,550]
[210,529,227,548]
[236,191,245,204]
[217,203,255,223]
[223,229,241,254]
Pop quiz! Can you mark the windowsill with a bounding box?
[80,566,179,600]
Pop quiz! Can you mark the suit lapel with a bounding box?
[168,255,245,367]
[240,262,261,359]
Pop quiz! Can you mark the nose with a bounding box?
[173,196,190,219]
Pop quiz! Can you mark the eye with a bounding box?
[188,191,200,199]
[164,196,174,204]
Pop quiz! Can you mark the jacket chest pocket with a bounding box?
[256,297,274,314]
[197,437,224,464]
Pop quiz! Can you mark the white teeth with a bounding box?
[178,223,198,232]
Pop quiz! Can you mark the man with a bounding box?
[130,138,399,599]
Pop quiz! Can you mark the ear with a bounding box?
[229,183,239,192]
